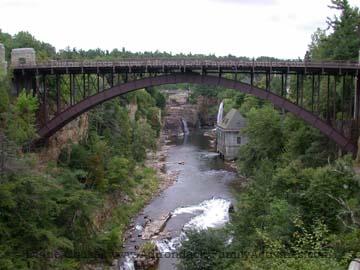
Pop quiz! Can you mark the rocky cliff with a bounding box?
[163,90,218,137]
[39,113,89,161]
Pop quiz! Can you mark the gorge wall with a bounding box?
[39,113,89,161]
[163,90,218,137]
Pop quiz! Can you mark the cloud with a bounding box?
[210,0,277,5]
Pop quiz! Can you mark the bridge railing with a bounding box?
[11,58,360,69]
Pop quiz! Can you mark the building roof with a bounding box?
[218,108,246,130]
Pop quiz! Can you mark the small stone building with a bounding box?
[216,109,247,160]
[11,48,36,66]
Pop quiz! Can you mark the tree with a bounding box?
[237,105,284,176]
[132,119,156,162]
[106,156,133,190]
[309,0,360,60]
[177,229,228,270]
[6,91,38,145]
[0,72,10,127]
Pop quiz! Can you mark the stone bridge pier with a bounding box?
[9,47,37,95]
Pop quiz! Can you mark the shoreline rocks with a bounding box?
[142,213,172,240]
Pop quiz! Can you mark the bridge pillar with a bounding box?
[10,48,36,66]
[0,43,7,75]
[11,48,37,95]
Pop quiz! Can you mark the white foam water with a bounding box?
[217,101,224,125]
[181,118,189,135]
[156,198,232,254]
[348,259,360,270]
[121,199,232,268]
[173,198,231,230]
[120,255,135,270]
[199,152,220,159]
[135,224,143,231]
[156,235,184,253]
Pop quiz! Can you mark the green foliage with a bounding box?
[106,156,133,190]
[0,82,162,267]
[146,87,166,110]
[189,84,220,99]
[237,105,336,177]
[138,241,157,258]
[282,115,336,167]
[309,0,360,61]
[239,95,263,116]
[237,106,283,176]
[0,30,55,60]
[132,119,156,162]
[6,91,38,145]
[0,2,358,268]
[0,76,10,128]
[0,170,100,269]
[0,80,9,115]
[235,257,344,270]
[177,229,229,270]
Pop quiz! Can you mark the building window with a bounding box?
[19,58,26,64]
[237,136,241,144]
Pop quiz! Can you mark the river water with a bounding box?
[120,131,237,270]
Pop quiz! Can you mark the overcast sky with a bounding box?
[0,0,359,59]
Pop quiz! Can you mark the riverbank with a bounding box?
[83,132,180,270]
[118,131,239,270]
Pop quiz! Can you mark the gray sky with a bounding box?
[0,0,359,59]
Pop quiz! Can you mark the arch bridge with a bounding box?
[11,58,360,154]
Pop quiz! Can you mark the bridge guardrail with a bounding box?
[11,59,360,70]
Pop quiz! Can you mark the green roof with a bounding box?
[218,109,246,130]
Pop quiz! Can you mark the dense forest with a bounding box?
[0,32,167,268]
[0,0,360,269]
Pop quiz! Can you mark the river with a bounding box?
[121,130,238,270]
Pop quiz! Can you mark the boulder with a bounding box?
[134,242,160,270]
[142,213,172,240]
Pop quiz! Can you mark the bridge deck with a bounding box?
[12,59,360,75]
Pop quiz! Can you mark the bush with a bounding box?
[177,229,229,270]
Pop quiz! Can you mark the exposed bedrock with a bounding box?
[163,90,218,137]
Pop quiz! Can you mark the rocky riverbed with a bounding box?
[119,131,239,270]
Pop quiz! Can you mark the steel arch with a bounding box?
[37,73,357,154]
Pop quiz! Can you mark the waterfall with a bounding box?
[217,101,224,125]
[121,255,135,270]
[181,118,189,135]
[348,259,360,270]
[286,75,290,94]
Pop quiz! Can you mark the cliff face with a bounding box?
[196,95,218,127]
[127,101,138,121]
[163,91,196,137]
[163,90,218,137]
[38,90,218,160]
[40,113,89,161]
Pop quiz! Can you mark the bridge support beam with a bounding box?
[34,73,357,155]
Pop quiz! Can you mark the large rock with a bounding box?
[163,103,198,136]
[142,213,171,240]
[134,242,160,269]
[162,90,219,136]
[196,95,218,126]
